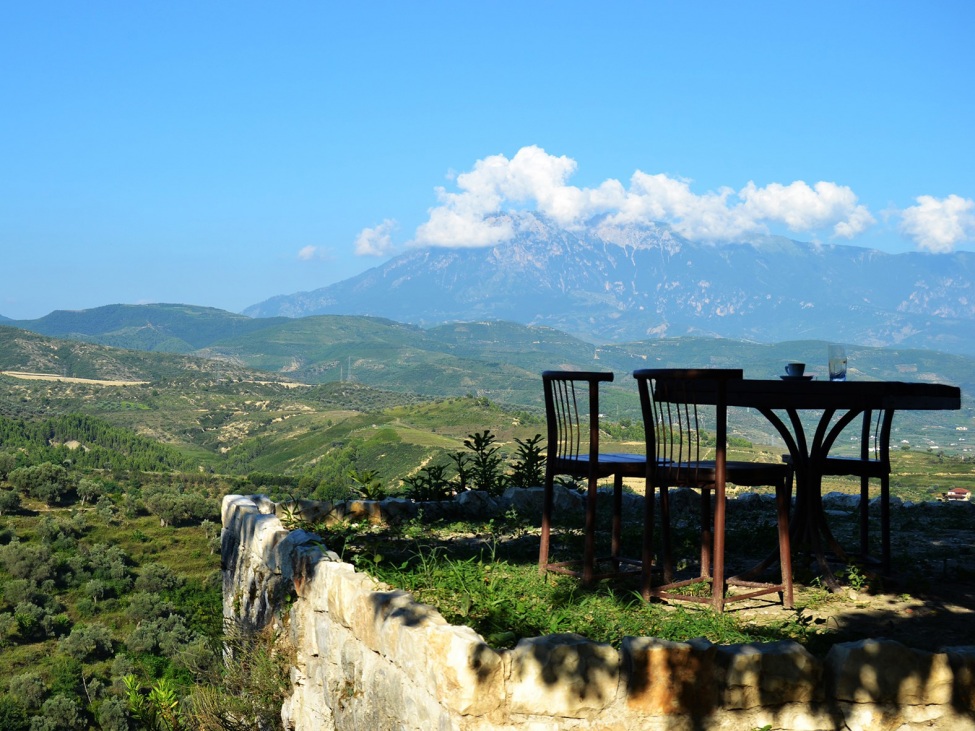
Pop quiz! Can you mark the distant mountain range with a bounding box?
[243,214,975,356]
[3,305,973,420]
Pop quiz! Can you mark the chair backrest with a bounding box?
[633,369,743,486]
[542,371,614,469]
[821,407,894,468]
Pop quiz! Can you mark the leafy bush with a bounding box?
[463,430,508,496]
[58,622,114,662]
[509,434,545,488]
[402,464,453,501]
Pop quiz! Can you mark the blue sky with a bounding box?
[2,2,973,320]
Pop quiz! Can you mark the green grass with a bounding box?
[305,511,811,652]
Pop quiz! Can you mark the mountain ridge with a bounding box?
[243,214,975,355]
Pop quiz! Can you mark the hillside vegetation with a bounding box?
[1,313,973,728]
[2,312,972,455]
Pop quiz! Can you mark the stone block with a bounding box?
[826,639,954,705]
[509,633,620,717]
[553,485,586,515]
[425,624,505,715]
[380,497,419,523]
[501,486,545,520]
[714,641,820,709]
[948,647,975,712]
[623,636,716,717]
[343,585,411,651]
[320,562,378,629]
[456,489,502,519]
[345,499,385,524]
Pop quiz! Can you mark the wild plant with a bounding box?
[450,452,472,493]
[463,430,507,496]
[348,468,387,501]
[509,433,545,488]
[402,464,453,501]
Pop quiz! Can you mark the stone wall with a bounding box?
[221,493,975,731]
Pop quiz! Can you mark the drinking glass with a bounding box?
[828,344,847,381]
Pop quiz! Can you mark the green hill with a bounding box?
[8,303,290,352]
[1,314,972,475]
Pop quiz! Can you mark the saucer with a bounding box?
[780,375,814,381]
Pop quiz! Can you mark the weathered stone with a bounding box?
[425,624,505,715]
[553,485,586,515]
[509,633,620,717]
[344,499,385,523]
[663,487,698,515]
[822,491,860,509]
[502,485,545,517]
[379,496,418,523]
[623,636,716,717]
[714,641,820,709]
[321,562,380,630]
[827,639,954,705]
[223,494,975,731]
[344,586,415,652]
[948,647,975,712]
[456,489,502,520]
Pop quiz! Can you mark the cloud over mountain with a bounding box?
[900,195,975,253]
[356,146,974,254]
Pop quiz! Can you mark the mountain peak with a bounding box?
[243,219,975,355]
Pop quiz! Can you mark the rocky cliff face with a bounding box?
[245,214,975,354]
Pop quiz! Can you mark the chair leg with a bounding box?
[583,473,598,585]
[777,480,794,609]
[881,475,891,575]
[660,485,674,583]
[700,489,712,580]
[859,474,870,561]
[612,473,623,569]
[642,481,655,600]
[711,487,726,613]
[538,469,555,575]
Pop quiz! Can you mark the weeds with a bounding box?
[348,468,387,501]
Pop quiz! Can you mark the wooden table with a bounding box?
[724,379,961,588]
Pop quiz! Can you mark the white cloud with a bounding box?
[899,194,975,253]
[297,245,320,261]
[408,146,879,247]
[354,219,398,256]
[738,181,875,239]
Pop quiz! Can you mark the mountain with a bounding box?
[7,303,291,353]
[0,323,264,383]
[244,214,975,356]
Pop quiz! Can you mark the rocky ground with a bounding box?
[720,493,975,653]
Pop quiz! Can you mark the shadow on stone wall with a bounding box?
[223,492,975,730]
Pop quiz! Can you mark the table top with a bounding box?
[724,378,961,412]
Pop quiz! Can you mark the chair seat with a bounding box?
[550,453,648,479]
[660,461,790,487]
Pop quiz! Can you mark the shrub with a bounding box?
[402,464,453,501]
[58,622,114,662]
[463,430,508,496]
[509,434,545,488]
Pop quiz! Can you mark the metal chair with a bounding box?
[633,368,793,612]
[537,371,646,585]
[818,408,894,574]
